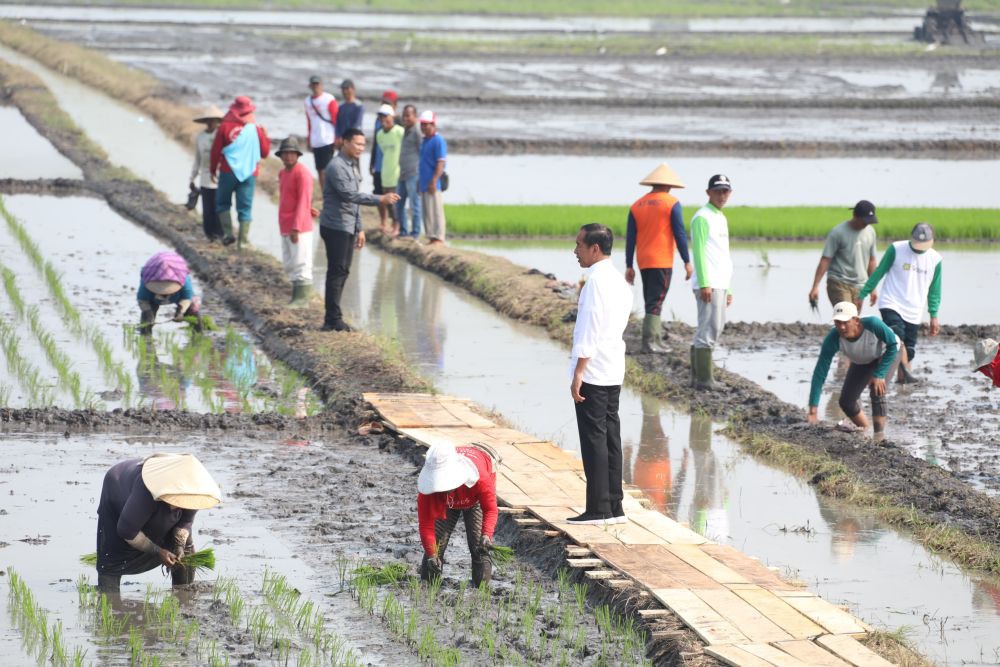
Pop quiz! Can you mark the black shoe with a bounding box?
[222,236,236,246]
[322,321,354,332]
[566,512,613,525]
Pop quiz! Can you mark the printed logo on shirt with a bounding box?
[903,263,911,271]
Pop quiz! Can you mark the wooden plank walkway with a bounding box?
[364,393,891,666]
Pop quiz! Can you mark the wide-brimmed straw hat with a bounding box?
[971,338,999,371]
[417,443,479,495]
[193,105,224,123]
[275,137,303,157]
[142,453,222,510]
[640,163,685,188]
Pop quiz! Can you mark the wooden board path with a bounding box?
[364,393,894,666]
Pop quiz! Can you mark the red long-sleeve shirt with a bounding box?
[210,111,270,177]
[978,350,1000,388]
[277,161,314,235]
[417,447,498,557]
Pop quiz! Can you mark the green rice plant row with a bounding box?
[445,204,1000,241]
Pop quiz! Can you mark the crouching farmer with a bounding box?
[972,338,1000,388]
[417,443,498,587]
[807,302,898,437]
[137,251,201,333]
[94,453,221,593]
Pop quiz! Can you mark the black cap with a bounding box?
[340,78,354,89]
[707,174,732,191]
[308,75,321,85]
[851,200,878,224]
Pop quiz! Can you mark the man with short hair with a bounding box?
[396,104,422,238]
[858,222,942,383]
[276,137,318,308]
[690,175,734,390]
[625,163,692,354]
[419,110,447,245]
[807,301,898,437]
[370,90,398,231]
[319,128,399,331]
[808,200,879,310]
[304,75,339,173]
[334,79,364,150]
[568,224,633,526]
[374,103,404,236]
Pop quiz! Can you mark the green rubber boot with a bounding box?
[694,347,720,391]
[689,345,696,387]
[237,221,252,252]
[219,210,235,245]
[641,315,668,354]
[289,281,311,308]
[651,314,670,352]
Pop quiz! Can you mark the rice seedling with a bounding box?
[0,382,11,406]
[7,569,89,665]
[351,562,407,587]
[489,544,515,568]
[80,547,215,573]
[573,582,588,614]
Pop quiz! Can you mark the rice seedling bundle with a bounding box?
[351,562,408,586]
[80,547,215,572]
[490,544,515,567]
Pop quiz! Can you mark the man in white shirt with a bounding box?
[304,75,339,173]
[569,224,633,525]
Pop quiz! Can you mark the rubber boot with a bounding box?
[471,557,493,587]
[288,282,311,308]
[641,315,668,354]
[237,221,252,252]
[651,314,670,352]
[219,210,235,245]
[694,347,720,391]
[689,346,696,387]
[171,564,195,587]
[97,573,121,593]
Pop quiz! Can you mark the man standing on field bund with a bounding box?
[419,110,447,245]
[304,75,339,173]
[807,200,879,311]
[690,175,734,391]
[625,163,692,354]
[568,224,632,526]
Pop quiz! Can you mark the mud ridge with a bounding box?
[0,177,90,196]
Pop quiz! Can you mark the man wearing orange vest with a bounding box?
[625,163,692,353]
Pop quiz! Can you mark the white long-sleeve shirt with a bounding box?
[570,258,632,386]
[190,130,216,189]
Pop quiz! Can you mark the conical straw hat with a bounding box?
[640,163,685,188]
[193,105,224,123]
[142,453,222,510]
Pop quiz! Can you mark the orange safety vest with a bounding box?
[629,191,680,270]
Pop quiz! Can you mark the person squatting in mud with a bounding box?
[972,338,1000,388]
[93,453,221,593]
[807,301,899,437]
[137,251,203,334]
[417,442,499,586]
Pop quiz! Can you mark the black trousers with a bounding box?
[313,144,335,173]
[640,267,672,316]
[320,227,355,327]
[880,308,919,361]
[574,382,623,515]
[840,359,887,418]
[200,187,222,240]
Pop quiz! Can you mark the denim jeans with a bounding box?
[395,175,422,237]
[215,171,256,223]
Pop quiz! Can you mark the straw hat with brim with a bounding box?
[971,338,999,371]
[193,105,224,123]
[640,163,685,188]
[417,443,479,495]
[144,280,183,296]
[142,453,222,510]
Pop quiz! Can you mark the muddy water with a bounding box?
[446,154,1000,207]
[0,432,404,665]
[453,239,1000,325]
[0,105,81,180]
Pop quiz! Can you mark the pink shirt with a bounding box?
[278,162,313,235]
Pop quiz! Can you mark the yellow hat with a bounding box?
[142,453,222,510]
[640,163,685,188]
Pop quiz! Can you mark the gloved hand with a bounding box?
[421,556,443,581]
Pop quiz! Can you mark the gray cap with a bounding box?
[308,75,321,85]
[910,222,934,251]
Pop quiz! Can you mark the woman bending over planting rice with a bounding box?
[137,251,203,333]
[93,453,221,593]
[417,443,499,587]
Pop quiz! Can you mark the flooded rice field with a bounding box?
[453,239,1000,325]
[0,105,81,180]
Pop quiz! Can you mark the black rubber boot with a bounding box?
[471,557,493,587]
[171,565,195,587]
[97,573,121,593]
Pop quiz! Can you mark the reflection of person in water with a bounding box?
[688,413,729,541]
[135,338,189,411]
[816,502,880,563]
[94,453,221,593]
[630,396,674,513]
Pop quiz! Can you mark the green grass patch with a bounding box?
[446,203,1000,241]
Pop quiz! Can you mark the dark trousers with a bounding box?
[313,144,335,173]
[840,359,887,418]
[320,226,355,327]
[640,268,672,316]
[200,187,222,240]
[574,382,623,515]
[419,503,492,586]
[880,308,919,361]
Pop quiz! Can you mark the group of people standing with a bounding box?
[187,78,449,332]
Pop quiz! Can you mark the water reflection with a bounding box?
[624,395,675,513]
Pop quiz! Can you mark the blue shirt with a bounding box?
[335,102,364,140]
[419,133,447,191]
[137,275,194,305]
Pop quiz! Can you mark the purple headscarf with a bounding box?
[141,251,189,286]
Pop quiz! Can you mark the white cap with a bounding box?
[417,443,478,495]
[377,103,395,117]
[832,301,859,322]
[418,110,437,125]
